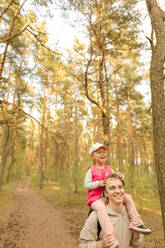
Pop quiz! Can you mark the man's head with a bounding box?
[103,173,125,205]
[89,143,108,165]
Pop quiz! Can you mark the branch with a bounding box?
[0,100,62,142]
[27,27,61,55]
[0,25,29,43]
[84,10,106,116]
[0,0,16,18]
[12,0,28,23]
[145,35,154,50]
[0,0,28,84]
[0,120,18,125]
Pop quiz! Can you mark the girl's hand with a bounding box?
[99,180,106,187]
[116,172,124,180]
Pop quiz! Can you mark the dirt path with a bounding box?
[0,177,77,248]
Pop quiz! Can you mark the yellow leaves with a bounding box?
[26,84,35,96]
[26,10,38,27]
[73,37,86,51]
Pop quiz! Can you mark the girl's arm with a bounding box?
[84,168,100,190]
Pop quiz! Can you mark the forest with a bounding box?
[0,0,165,247]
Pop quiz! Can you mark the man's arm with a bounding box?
[79,212,115,248]
[96,240,104,248]
[130,232,143,247]
[79,211,101,248]
[96,234,116,248]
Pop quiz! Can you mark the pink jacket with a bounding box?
[87,165,113,206]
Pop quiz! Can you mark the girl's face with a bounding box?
[92,147,107,165]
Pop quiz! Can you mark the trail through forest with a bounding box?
[0,177,77,248]
[0,177,165,248]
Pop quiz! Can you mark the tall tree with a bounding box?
[145,0,165,238]
[69,0,142,151]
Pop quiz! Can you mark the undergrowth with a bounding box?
[32,171,161,215]
[0,180,21,226]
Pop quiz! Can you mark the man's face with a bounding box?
[92,147,107,165]
[104,178,124,205]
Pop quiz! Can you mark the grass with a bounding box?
[123,172,161,214]
[133,193,161,215]
[32,179,88,209]
[0,180,21,227]
[32,177,161,216]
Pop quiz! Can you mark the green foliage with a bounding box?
[0,180,21,226]
[124,170,160,212]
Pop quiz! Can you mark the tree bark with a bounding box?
[0,137,13,191]
[126,87,136,193]
[39,85,47,189]
[73,101,79,193]
[146,0,165,238]
[114,83,122,171]
[6,150,15,183]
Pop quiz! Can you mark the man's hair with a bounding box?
[103,173,125,193]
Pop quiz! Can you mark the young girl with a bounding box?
[84,143,151,248]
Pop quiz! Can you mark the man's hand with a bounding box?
[99,180,106,187]
[102,233,116,247]
[133,232,140,239]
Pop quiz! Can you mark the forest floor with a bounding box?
[0,177,165,248]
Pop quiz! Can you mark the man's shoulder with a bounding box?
[86,210,99,224]
[88,209,98,219]
[83,210,98,231]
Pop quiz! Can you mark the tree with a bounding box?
[145,0,165,238]
[68,1,142,152]
[0,0,55,189]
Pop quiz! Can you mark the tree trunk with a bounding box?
[0,138,13,191]
[6,151,15,183]
[104,62,111,163]
[73,101,79,193]
[96,2,109,146]
[126,87,136,193]
[39,85,47,189]
[146,0,165,238]
[114,83,122,171]
[84,1,110,150]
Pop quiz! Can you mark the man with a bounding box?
[79,173,143,248]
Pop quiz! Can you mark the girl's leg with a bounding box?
[123,194,151,234]
[123,194,143,227]
[91,198,119,248]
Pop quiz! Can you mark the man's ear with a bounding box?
[104,189,108,198]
